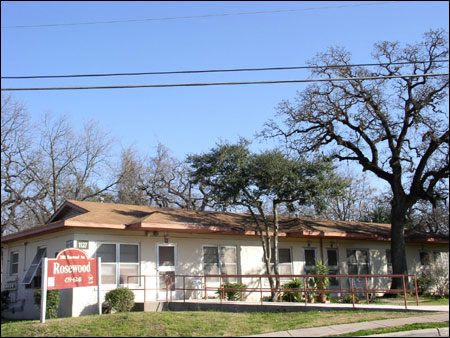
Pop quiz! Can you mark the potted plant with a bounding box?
[313,261,330,303]
[306,277,317,303]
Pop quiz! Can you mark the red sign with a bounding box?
[47,248,98,290]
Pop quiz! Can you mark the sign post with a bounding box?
[40,248,99,323]
[97,257,102,315]
[40,257,48,324]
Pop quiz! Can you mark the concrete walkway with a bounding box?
[247,312,449,337]
[168,300,449,313]
[367,327,449,337]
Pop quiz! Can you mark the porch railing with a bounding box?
[125,273,419,310]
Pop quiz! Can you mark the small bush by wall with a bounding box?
[104,287,135,313]
[33,289,60,319]
[217,282,246,301]
[282,278,303,302]
[424,257,449,297]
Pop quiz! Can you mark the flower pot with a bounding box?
[318,292,327,303]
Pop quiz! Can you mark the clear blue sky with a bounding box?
[1,1,449,171]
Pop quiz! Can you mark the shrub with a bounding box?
[341,293,360,304]
[282,278,303,302]
[216,282,246,301]
[417,272,433,296]
[426,257,449,297]
[313,261,330,291]
[104,288,135,313]
[1,291,10,313]
[34,289,60,319]
[311,261,330,302]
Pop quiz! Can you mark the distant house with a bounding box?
[1,199,448,319]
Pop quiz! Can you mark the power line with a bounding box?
[2,60,448,80]
[1,1,402,29]
[2,73,448,91]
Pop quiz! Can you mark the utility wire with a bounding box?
[1,1,401,29]
[2,73,448,91]
[2,60,448,80]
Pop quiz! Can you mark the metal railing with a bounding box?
[125,273,419,310]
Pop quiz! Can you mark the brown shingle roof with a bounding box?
[1,199,448,244]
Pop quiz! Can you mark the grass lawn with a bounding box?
[1,310,427,337]
[331,321,449,337]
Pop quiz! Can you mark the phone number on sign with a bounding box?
[64,276,82,283]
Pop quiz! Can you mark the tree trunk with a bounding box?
[271,202,280,301]
[390,198,408,292]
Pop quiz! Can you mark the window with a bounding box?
[385,249,392,273]
[96,243,139,285]
[419,251,430,266]
[22,247,47,288]
[269,248,292,275]
[203,246,237,282]
[158,246,175,267]
[304,249,316,274]
[9,252,19,275]
[347,249,370,275]
[326,249,339,287]
[119,244,139,284]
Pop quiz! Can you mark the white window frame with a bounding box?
[326,248,340,287]
[346,248,370,275]
[156,243,177,272]
[23,246,47,288]
[9,251,19,275]
[156,243,177,293]
[95,242,140,286]
[202,245,238,281]
[269,247,293,276]
[385,249,393,273]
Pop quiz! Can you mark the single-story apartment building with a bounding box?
[1,199,448,319]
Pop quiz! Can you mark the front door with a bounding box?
[157,244,176,301]
[326,248,340,289]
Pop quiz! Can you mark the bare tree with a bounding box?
[2,100,121,231]
[322,172,379,221]
[27,115,120,219]
[263,29,449,288]
[1,96,44,233]
[116,146,148,205]
[141,143,211,210]
[408,199,449,236]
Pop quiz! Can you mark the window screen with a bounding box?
[384,249,392,273]
[10,252,19,275]
[22,247,47,284]
[159,246,175,267]
[120,244,138,263]
[267,248,292,275]
[97,244,116,262]
[96,243,140,285]
[220,246,237,275]
[305,249,316,267]
[203,246,219,275]
[347,249,369,275]
[327,249,338,267]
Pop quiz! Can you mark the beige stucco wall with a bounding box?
[1,228,448,319]
[1,231,75,319]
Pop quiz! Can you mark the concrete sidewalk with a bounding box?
[366,327,449,337]
[246,312,449,337]
[168,299,449,313]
